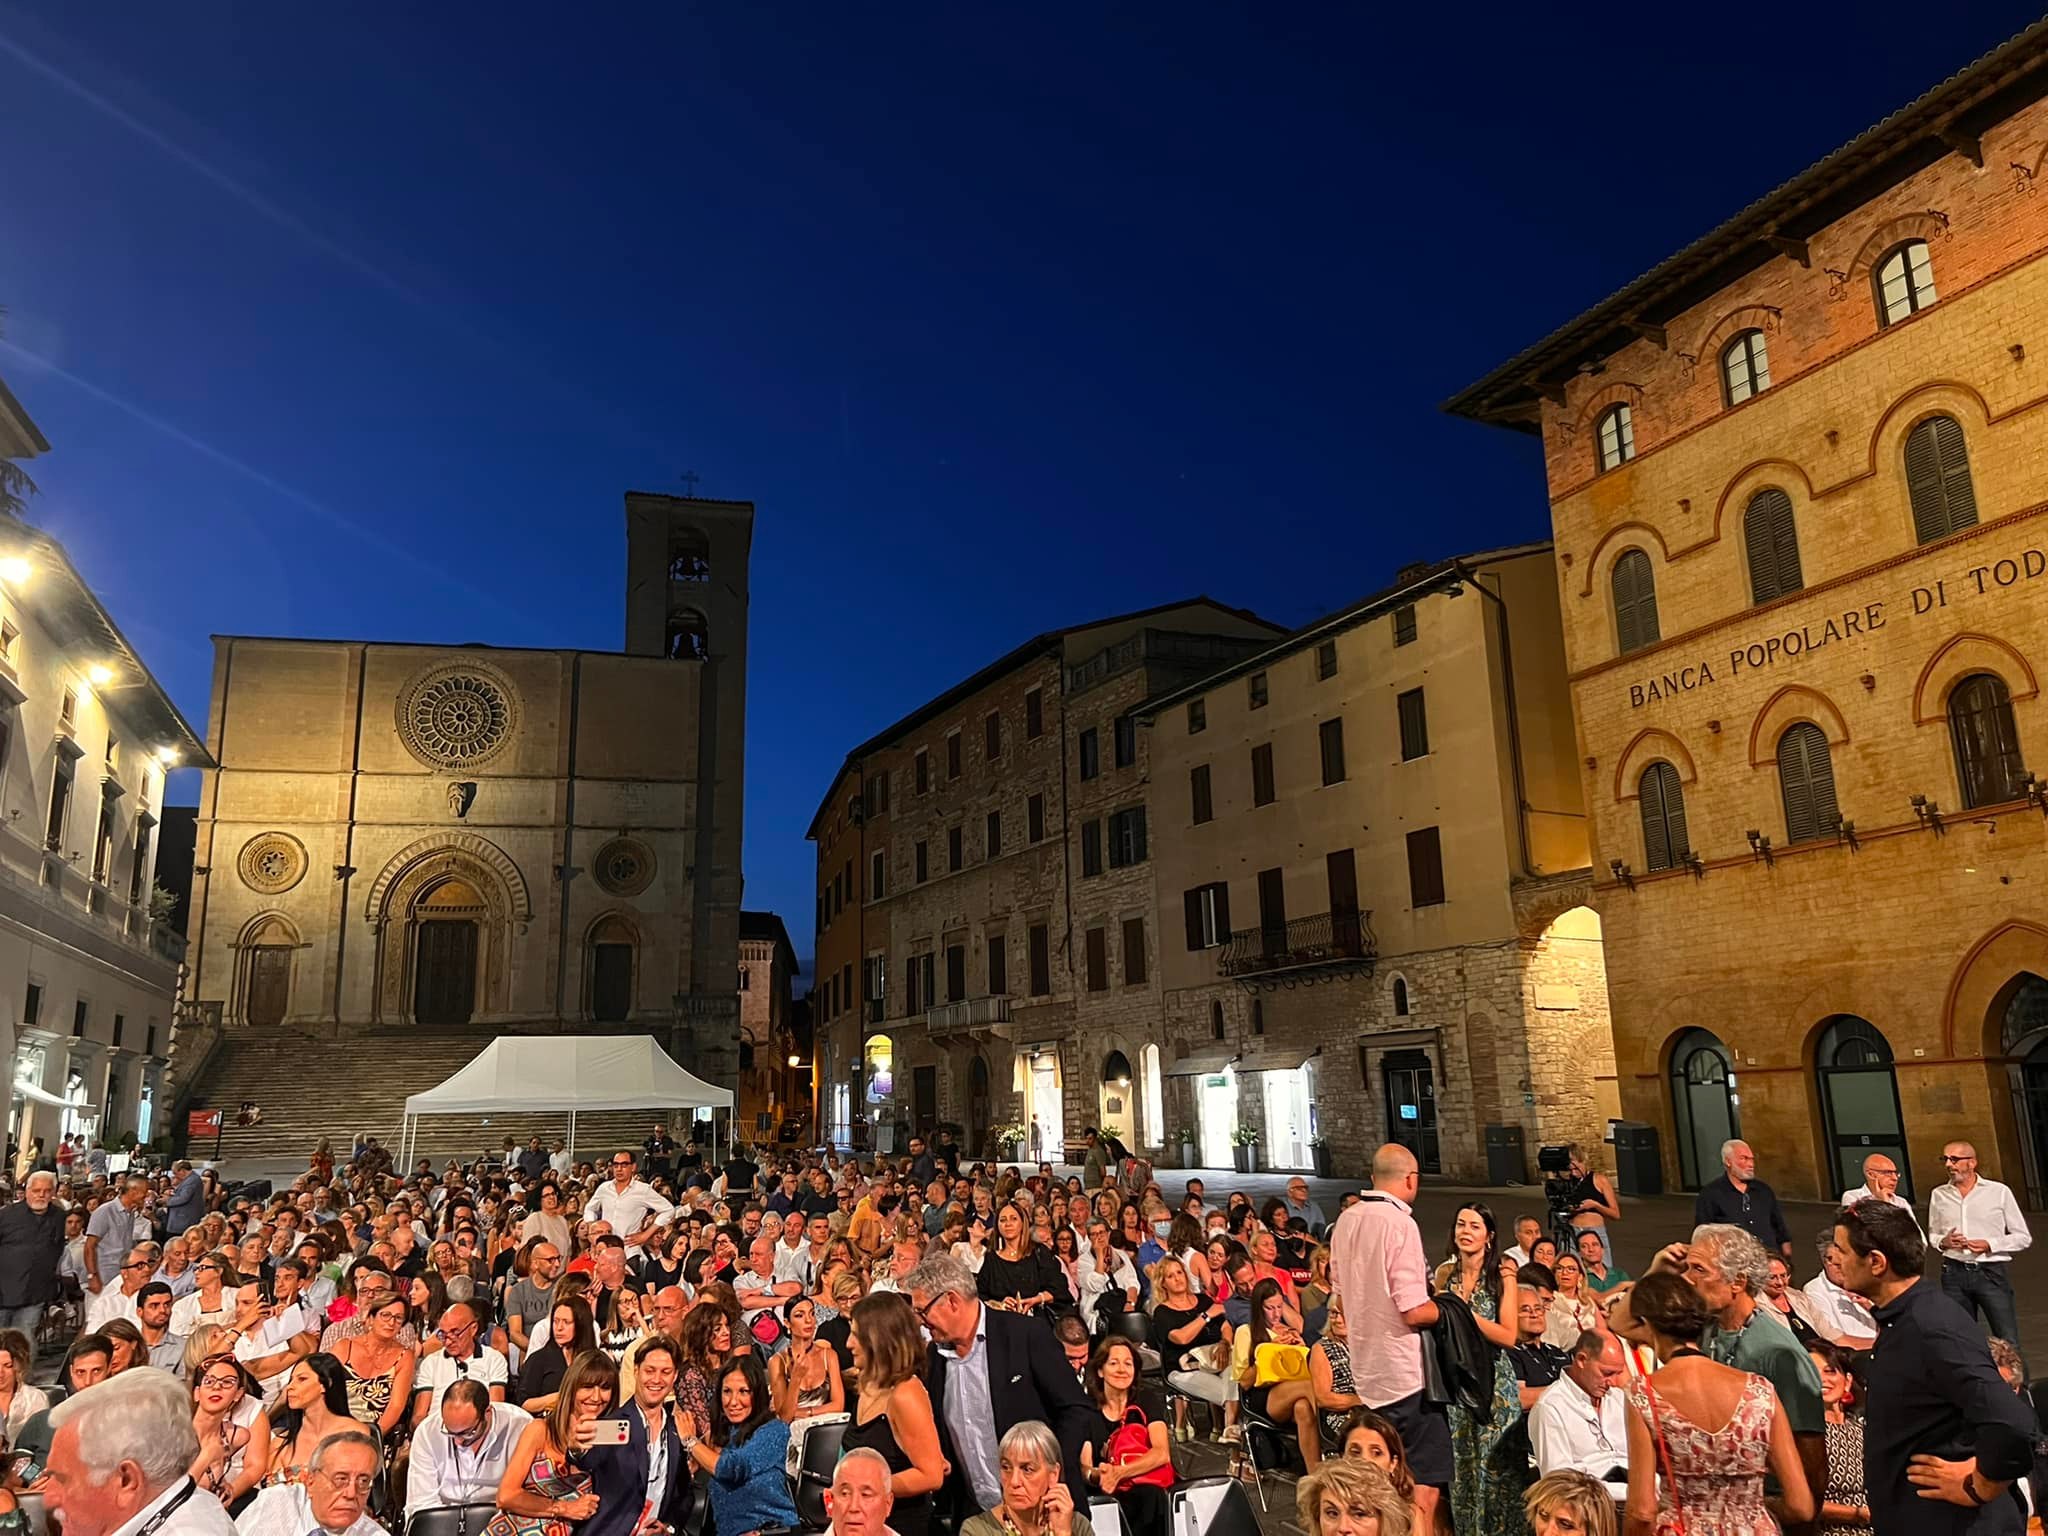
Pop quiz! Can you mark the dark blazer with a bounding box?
[581,1401,691,1536]
[926,1301,1094,1521]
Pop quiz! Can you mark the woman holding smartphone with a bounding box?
[491,1350,611,1536]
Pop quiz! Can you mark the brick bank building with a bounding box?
[1450,23,2048,1204]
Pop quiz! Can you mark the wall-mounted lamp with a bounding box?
[2023,773,2048,815]
[1682,850,1706,878]
[1745,829,1774,866]
[1832,814,1859,851]
[1860,673,1876,692]
[1608,858,1635,891]
[1910,793,1946,834]
[1707,719,1722,734]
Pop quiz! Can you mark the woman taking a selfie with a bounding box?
[491,1350,611,1536]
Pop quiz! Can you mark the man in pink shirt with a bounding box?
[1330,1144,1450,1536]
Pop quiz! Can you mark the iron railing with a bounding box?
[927,994,1012,1033]
[1218,910,1376,978]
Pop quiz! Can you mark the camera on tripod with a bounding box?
[1537,1143,1579,1245]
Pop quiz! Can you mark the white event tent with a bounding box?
[398,1034,733,1165]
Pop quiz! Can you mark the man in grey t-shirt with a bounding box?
[502,1240,562,1363]
[83,1177,148,1292]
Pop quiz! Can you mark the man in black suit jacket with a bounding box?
[907,1253,1096,1525]
[579,1337,690,1536]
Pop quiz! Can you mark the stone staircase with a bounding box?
[186,1032,679,1171]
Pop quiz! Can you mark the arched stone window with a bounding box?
[589,914,637,1023]
[667,529,710,583]
[1721,329,1770,405]
[1638,761,1690,871]
[665,609,709,661]
[1596,403,1636,471]
[1392,975,1411,1017]
[1949,672,2027,808]
[1777,721,1840,844]
[1875,240,1937,326]
[1611,549,1660,656]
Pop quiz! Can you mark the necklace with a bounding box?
[1666,1344,1707,1362]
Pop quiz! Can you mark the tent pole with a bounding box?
[568,1109,577,1165]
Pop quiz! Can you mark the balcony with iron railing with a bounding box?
[926,994,1012,1035]
[1218,910,1376,979]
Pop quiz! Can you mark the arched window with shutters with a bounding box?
[1596,403,1635,471]
[1722,330,1770,405]
[1949,672,2027,808]
[1904,415,1979,545]
[1611,549,1660,656]
[1638,761,1689,871]
[1777,721,1840,843]
[1743,489,1803,605]
[1875,240,1937,326]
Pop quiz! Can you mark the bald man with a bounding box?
[1331,1145,1449,1534]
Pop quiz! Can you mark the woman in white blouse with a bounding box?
[1076,1219,1139,1334]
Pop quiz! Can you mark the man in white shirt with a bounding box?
[1502,1215,1543,1269]
[1800,1228,1876,1347]
[232,1259,320,1403]
[547,1140,572,1177]
[735,1237,802,1318]
[584,1151,675,1253]
[411,1301,509,1425]
[43,1370,239,1536]
[1927,1140,2031,1348]
[405,1380,532,1518]
[823,1447,897,1536]
[773,1217,814,1288]
[236,1429,384,1536]
[1839,1153,1919,1229]
[1529,1330,1630,1486]
[869,1238,922,1295]
[84,1245,155,1331]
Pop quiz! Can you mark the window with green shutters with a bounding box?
[1777,722,1840,844]
[1611,549,1660,655]
[1743,488,1803,604]
[1904,415,1978,545]
[1949,672,2027,808]
[1638,761,1689,871]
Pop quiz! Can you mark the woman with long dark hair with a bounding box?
[978,1201,1062,1321]
[681,1355,798,1535]
[845,1294,945,1536]
[265,1353,360,1485]
[1231,1277,1319,1468]
[517,1297,597,1415]
[1081,1335,1175,1536]
[1431,1203,1521,1536]
[493,1350,610,1536]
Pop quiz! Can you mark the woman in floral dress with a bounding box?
[1431,1203,1524,1536]
[1613,1271,1813,1536]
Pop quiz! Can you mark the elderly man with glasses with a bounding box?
[410,1300,508,1428]
[1840,1152,1919,1227]
[84,1243,158,1331]
[585,1150,675,1255]
[235,1429,384,1536]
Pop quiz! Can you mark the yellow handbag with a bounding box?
[1251,1342,1309,1385]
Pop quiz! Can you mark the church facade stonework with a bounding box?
[184,494,752,1094]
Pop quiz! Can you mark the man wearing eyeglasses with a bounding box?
[234,1428,385,1536]
[586,1151,676,1255]
[1929,1140,2032,1351]
[411,1300,509,1428]
[84,1244,156,1331]
[406,1378,533,1520]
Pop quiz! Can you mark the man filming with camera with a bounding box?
[1542,1144,1621,1266]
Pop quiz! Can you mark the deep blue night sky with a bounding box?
[0,4,2038,971]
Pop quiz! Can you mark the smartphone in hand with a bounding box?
[588,1418,633,1447]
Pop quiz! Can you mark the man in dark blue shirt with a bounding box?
[1692,1139,1793,1258]
[1835,1199,2035,1535]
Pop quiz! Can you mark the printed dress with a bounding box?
[1625,1369,1780,1536]
[1443,1286,1529,1536]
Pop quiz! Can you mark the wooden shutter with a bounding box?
[1777,722,1839,843]
[1085,928,1107,992]
[1950,673,2026,807]
[1612,550,1659,654]
[1406,827,1445,907]
[1184,889,1204,951]
[1906,416,1978,544]
[1639,761,1687,870]
[1744,488,1803,604]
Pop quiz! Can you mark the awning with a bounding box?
[1234,1044,1318,1075]
[1358,1027,1440,1052]
[1164,1049,1236,1079]
[13,1080,85,1111]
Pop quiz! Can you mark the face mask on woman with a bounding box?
[1153,1220,1173,1239]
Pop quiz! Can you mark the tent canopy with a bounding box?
[404,1035,734,1117]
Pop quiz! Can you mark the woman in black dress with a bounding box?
[845,1294,946,1536]
[976,1201,1062,1322]
[515,1296,597,1415]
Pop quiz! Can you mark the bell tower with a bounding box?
[624,492,753,1096]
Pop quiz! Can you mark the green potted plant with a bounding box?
[1310,1133,1333,1179]
[1231,1123,1262,1174]
[1172,1123,1200,1169]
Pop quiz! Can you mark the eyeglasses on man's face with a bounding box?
[317,1472,377,1495]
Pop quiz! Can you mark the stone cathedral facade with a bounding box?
[183,492,751,1091]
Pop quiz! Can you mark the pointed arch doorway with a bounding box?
[414,879,484,1025]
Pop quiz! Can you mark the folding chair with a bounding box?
[403,1504,498,1536]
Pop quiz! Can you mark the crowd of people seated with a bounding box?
[0,1125,2037,1536]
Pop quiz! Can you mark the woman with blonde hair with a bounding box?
[1523,1469,1617,1536]
[1295,1457,1410,1536]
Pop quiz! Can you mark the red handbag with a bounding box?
[1105,1406,1176,1488]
